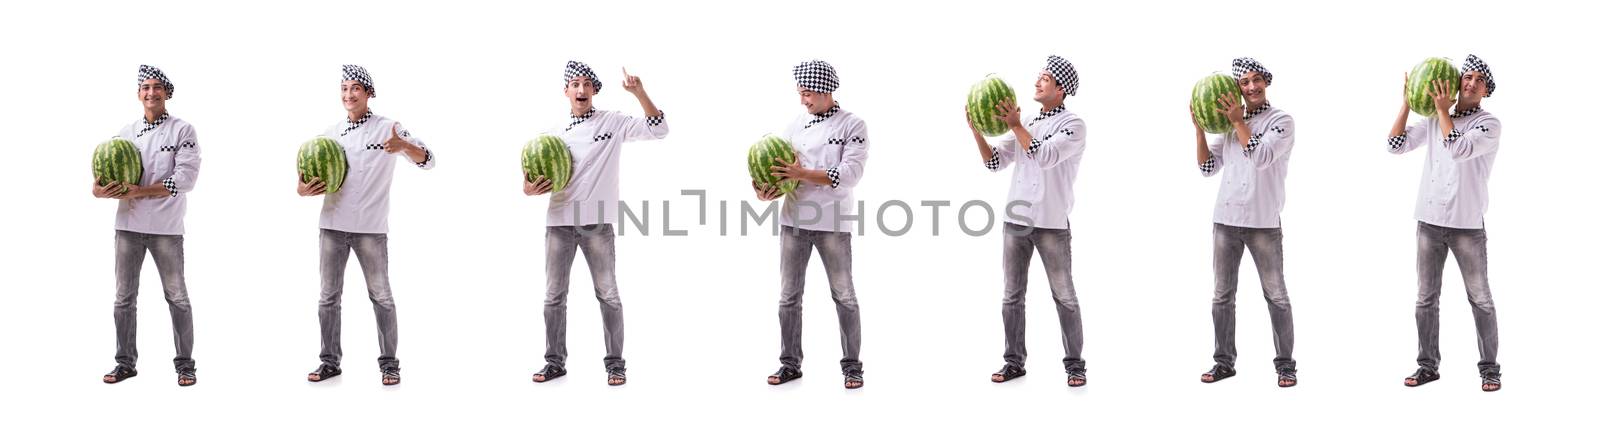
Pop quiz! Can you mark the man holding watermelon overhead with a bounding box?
[752,59,870,389]
[524,60,667,387]
[93,65,202,386]
[963,55,1090,387]
[296,64,436,386]
[1386,54,1503,392]
[1190,57,1298,388]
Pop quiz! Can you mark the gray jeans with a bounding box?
[318,229,399,370]
[544,224,625,371]
[113,230,195,372]
[1211,223,1296,371]
[1414,221,1500,375]
[777,226,863,374]
[1001,223,1085,371]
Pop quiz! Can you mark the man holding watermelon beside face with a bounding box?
[963,56,1090,387]
[524,60,667,387]
[296,65,436,386]
[752,59,870,390]
[1386,54,1503,392]
[1191,57,1299,388]
[93,65,202,387]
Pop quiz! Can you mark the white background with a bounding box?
[1,0,1593,424]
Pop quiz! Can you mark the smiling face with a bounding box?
[1033,71,1065,104]
[341,81,370,113]
[798,86,834,114]
[565,76,597,112]
[1459,70,1489,105]
[138,78,168,112]
[1237,71,1268,108]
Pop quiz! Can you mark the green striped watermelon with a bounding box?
[93,137,142,187]
[748,134,798,196]
[298,136,348,194]
[1191,73,1243,134]
[1407,57,1460,117]
[522,135,573,192]
[966,74,1017,137]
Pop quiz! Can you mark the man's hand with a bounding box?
[525,176,553,196]
[298,175,327,197]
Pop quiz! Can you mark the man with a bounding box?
[94,65,202,387]
[526,60,667,386]
[1387,54,1503,392]
[297,64,436,386]
[1192,57,1298,387]
[754,59,869,389]
[966,55,1089,387]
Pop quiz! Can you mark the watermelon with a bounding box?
[748,134,798,196]
[1191,73,1244,134]
[297,136,348,194]
[93,137,142,188]
[521,135,573,192]
[966,74,1017,137]
[1407,57,1460,117]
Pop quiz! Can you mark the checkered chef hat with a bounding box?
[1231,57,1273,86]
[793,60,840,93]
[564,60,602,93]
[1461,54,1496,97]
[342,64,376,97]
[137,65,174,99]
[1043,55,1079,96]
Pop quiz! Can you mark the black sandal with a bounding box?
[381,367,401,386]
[177,368,197,387]
[307,364,341,382]
[1200,364,1236,383]
[1404,367,1439,387]
[1277,369,1297,388]
[103,366,137,384]
[767,366,802,385]
[1481,373,1501,392]
[843,370,864,389]
[991,365,1026,383]
[1066,368,1087,387]
[532,364,566,383]
[607,367,627,386]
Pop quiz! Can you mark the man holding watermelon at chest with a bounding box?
[1190,57,1299,388]
[752,59,870,390]
[296,65,436,386]
[524,60,668,386]
[1386,54,1503,392]
[92,65,202,387]
[964,55,1090,387]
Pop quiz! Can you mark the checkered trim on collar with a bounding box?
[564,60,603,93]
[137,113,170,138]
[1032,105,1065,123]
[342,65,376,97]
[805,105,840,129]
[1450,106,1482,119]
[1461,54,1495,97]
[793,60,840,93]
[137,65,174,99]
[1231,57,1272,86]
[567,108,597,131]
[1043,55,1079,96]
[1243,102,1271,121]
[341,110,374,136]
